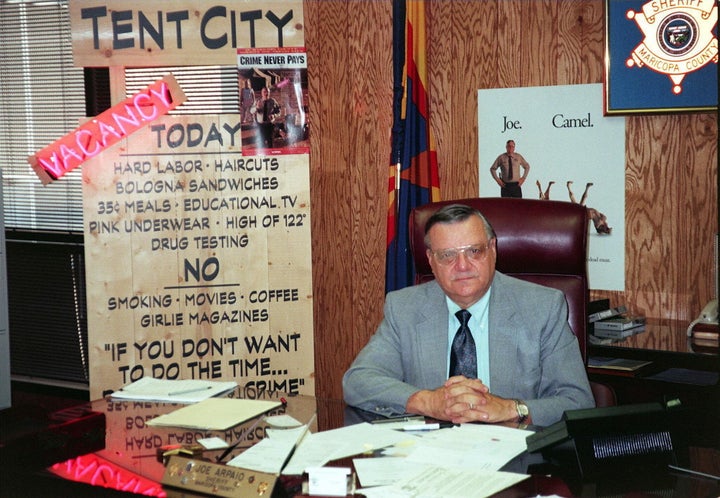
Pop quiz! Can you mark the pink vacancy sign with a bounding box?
[28,74,186,185]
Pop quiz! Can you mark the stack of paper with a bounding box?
[111,377,238,403]
[147,397,282,430]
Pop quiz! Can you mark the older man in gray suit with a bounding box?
[343,204,594,427]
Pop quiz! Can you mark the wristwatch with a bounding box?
[514,399,529,424]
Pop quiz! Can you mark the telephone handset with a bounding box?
[698,299,719,323]
[687,299,718,336]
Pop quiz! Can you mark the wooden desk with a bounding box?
[588,319,719,458]
[591,317,716,352]
[3,387,719,497]
[588,318,719,382]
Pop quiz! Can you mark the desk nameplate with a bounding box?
[161,455,277,497]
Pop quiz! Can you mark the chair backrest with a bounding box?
[409,197,589,361]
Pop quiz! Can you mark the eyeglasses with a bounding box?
[431,241,492,266]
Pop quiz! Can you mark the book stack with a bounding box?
[587,356,653,376]
[589,304,646,340]
[588,304,627,324]
[688,321,719,350]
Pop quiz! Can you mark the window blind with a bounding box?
[0,0,238,232]
[0,0,86,233]
[125,66,239,115]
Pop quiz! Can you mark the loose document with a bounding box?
[229,419,531,497]
[354,423,531,497]
[111,377,237,403]
[147,397,281,430]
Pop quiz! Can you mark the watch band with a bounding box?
[514,399,529,423]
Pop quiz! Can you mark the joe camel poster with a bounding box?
[478,84,626,291]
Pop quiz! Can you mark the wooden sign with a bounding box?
[83,114,314,399]
[69,0,305,67]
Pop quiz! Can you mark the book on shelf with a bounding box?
[588,305,628,323]
[587,356,652,372]
[592,324,646,339]
[689,321,719,339]
[691,330,720,342]
[687,321,718,349]
[691,321,719,333]
[593,315,646,331]
[691,338,719,351]
[588,334,623,345]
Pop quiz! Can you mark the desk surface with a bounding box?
[3,387,720,497]
[91,388,320,488]
[591,317,717,353]
[589,318,719,371]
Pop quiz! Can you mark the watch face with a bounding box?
[519,402,529,415]
[516,400,529,418]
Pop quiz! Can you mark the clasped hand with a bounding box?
[441,376,516,424]
[405,376,519,423]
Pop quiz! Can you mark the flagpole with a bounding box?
[395,161,401,221]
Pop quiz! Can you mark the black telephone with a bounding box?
[687,299,718,336]
[526,402,685,478]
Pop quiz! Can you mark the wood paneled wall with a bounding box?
[304,0,718,401]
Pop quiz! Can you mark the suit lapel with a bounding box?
[488,273,522,392]
[413,282,450,386]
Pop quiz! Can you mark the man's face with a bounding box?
[505,141,515,154]
[425,216,496,309]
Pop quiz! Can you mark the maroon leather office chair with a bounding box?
[409,197,616,407]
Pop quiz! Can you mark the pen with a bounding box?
[668,464,720,481]
[168,386,213,396]
[370,415,425,424]
[279,413,317,474]
[401,422,457,431]
[216,414,267,463]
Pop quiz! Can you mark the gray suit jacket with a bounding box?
[342,272,594,426]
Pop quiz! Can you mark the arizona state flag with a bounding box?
[385,0,441,293]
